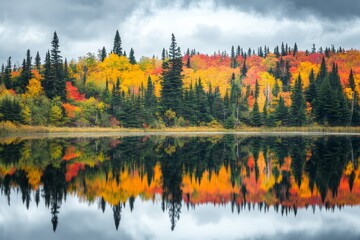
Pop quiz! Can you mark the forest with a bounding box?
[0,30,360,128]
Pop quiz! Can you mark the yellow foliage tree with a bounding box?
[25,78,43,98]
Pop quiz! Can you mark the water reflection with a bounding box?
[0,135,359,233]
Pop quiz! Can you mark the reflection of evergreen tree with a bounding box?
[305,137,351,202]
[41,163,67,232]
[290,137,307,188]
[113,203,122,230]
[160,138,183,231]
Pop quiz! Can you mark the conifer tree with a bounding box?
[0,64,4,85]
[290,74,306,126]
[255,79,259,99]
[144,76,157,111]
[251,100,262,126]
[349,69,360,125]
[113,30,123,56]
[161,34,183,115]
[195,78,211,123]
[129,48,136,64]
[48,32,65,100]
[35,51,41,72]
[305,69,316,103]
[4,57,12,89]
[241,61,247,77]
[100,47,107,62]
[42,51,51,94]
[274,96,288,126]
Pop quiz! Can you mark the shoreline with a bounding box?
[1,124,360,139]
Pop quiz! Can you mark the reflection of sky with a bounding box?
[1,193,360,240]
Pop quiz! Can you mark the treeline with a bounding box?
[0,31,359,128]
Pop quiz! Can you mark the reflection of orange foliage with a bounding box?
[66,163,85,182]
[63,146,81,161]
[248,155,255,169]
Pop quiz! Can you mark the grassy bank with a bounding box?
[1,121,360,135]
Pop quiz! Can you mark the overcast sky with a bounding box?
[1,0,360,65]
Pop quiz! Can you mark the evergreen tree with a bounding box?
[144,76,157,124]
[251,100,262,126]
[241,61,247,77]
[305,69,316,103]
[48,32,65,100]
[161,34,183,116]
[129,48,136,64]
[230,46,237,68]
[212,86,224,122]
[274,46,280,58]
[255,79,259,99]
[195,78,211,123]
[35,51,41,72]
[281,42,286,56]
[311,44,316,54]
[113,30,123,56]
[186,55,191,68]
[100,47,107,62]
[290,74,306,126]
[63,58,69,82]
[274,96,289,126]
[348,69,360,125]
[0,64,4,85]
[42,51,51,95]
[272,79,280,97]
[4,57,12,89]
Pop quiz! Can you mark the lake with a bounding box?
[0,133,360,240]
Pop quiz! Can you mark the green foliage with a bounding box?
[290,74,307,126]
[251,100,262,127]
[161,34,183,115]
[113,30,123,56]
[0,96,23,124]
[274,96,289,126]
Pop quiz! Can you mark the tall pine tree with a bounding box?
[113,30,123,56]
[161,34,183,115]
[290,74,306,126]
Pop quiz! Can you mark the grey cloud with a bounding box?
[1,0,360,65]
[208,0,360,21]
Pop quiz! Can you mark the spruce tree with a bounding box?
[251,100,262,127]
[290,74,306,126]
[186,56,191,68]
[160,34,183,115]
[4,57,12,89]
[50,32,65,100]
[129,48,136,64]
[144,76,157,112]
[18,49,33,92]
[35,51,41,72]
[195,78,211,123]
[212,86,224,122]
[274,96,289,126]
[100,47,107,62]
[255,79,259,99]
[241,61,247,77]
[42,51,51,95]
[305,69,316,103]
[113,30,123,56]
[0,64,4,85]
[348,69,360,125]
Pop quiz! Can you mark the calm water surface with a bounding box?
[0,134,360,240]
